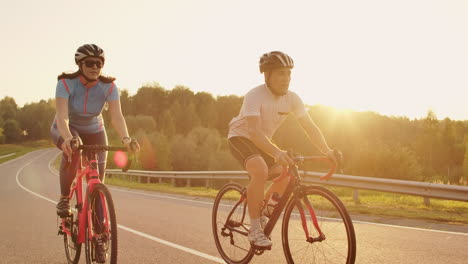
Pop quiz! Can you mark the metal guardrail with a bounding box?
[106,169,468,203]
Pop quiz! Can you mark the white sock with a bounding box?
[250,217,261,232]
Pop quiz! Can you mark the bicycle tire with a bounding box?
[212,183,255,264]
[85,183,118,264]
[282,186,356,264]
[63,190,82,264]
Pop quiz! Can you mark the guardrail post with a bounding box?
[353,189,360,204]
[171,177,175,187]
[186,178,191,187]
[158,177,162,184]
[139,176,149,184]
[424,197,430,206]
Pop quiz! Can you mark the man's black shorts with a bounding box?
[228,136,279,171]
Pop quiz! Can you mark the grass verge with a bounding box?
[0,140,53,164]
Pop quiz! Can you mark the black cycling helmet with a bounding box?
[259,51,294,73]
[74,44,105,64]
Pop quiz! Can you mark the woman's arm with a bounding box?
[108,99,130,142]
[55,97,74,157]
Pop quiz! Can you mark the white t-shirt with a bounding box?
[228,84,308,139]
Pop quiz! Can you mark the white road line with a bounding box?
[16,150,225,263]
[0,153,16,159]
[117,225,224,263]
[16,150,58,204]
[351,219,468,236]
[0,151,36,167]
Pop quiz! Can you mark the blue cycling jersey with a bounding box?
[52,75,119,133]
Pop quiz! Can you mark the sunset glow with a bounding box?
[1,0,467,120]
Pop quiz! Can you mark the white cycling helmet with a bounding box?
[74,44,105,64]
[259,51,294,73]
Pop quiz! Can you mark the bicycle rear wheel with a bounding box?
[212,183,254,264]
[85,183,117,264]
[282,186,356,264]
[63,190,82,264]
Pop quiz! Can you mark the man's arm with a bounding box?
[247,116,294,166]
[297,114,332,155]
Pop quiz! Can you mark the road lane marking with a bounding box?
[16,150,225,263]
[117,225,224,263]
[0,153,16,159]
[16,150,57,204]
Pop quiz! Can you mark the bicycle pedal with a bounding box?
[251,243,272,251]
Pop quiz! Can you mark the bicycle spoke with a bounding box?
[283,186,356,264]
[212,183,254,264]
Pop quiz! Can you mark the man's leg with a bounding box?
[245,156,269,220]
[227,137,272,248]
[264,165,289,202]
[245,155,273,248]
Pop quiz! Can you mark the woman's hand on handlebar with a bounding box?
[61,137,73,158]
[123,137,140,153]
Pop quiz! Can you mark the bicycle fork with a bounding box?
[296,196,326,243]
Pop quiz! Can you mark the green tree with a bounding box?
[194,92,217,128]
[159,110,176,137]
[215,95,243,136]
[132,84,168,120]
[170,134,197,170]
[17,99,55,140]
[0,96,18,121]
[3,119,22,143]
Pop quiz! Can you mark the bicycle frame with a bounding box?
[226,156,336,242]
[60,153,107,244]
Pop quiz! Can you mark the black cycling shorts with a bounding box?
[228,136,279,172]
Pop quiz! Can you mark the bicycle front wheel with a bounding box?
[63,190,82,264]
[282,186,356,264]
[85,183,118,264]
[212,183,254,264]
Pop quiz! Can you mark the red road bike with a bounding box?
[58,140,135,264]
[212,153,356,263]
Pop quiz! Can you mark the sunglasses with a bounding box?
[82,60,103,68]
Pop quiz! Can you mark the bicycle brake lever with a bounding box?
[122,156,132,172]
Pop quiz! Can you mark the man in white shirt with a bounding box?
[228,51,337,249]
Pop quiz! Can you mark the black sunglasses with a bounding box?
[82,60,103,68]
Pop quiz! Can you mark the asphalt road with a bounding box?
[1,148,467,264]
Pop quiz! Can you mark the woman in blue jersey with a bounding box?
[51,44,140,217]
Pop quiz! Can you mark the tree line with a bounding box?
[1,83,467,185]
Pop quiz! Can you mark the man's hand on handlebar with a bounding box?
[275,150,295,167]
[326,149,343,173]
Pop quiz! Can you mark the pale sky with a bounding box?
[1,0,467,120]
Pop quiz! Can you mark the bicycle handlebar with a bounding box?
[70,138,138,172]
[293,156,337,180]
[274,155,338,183]
[77,145,130,152]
